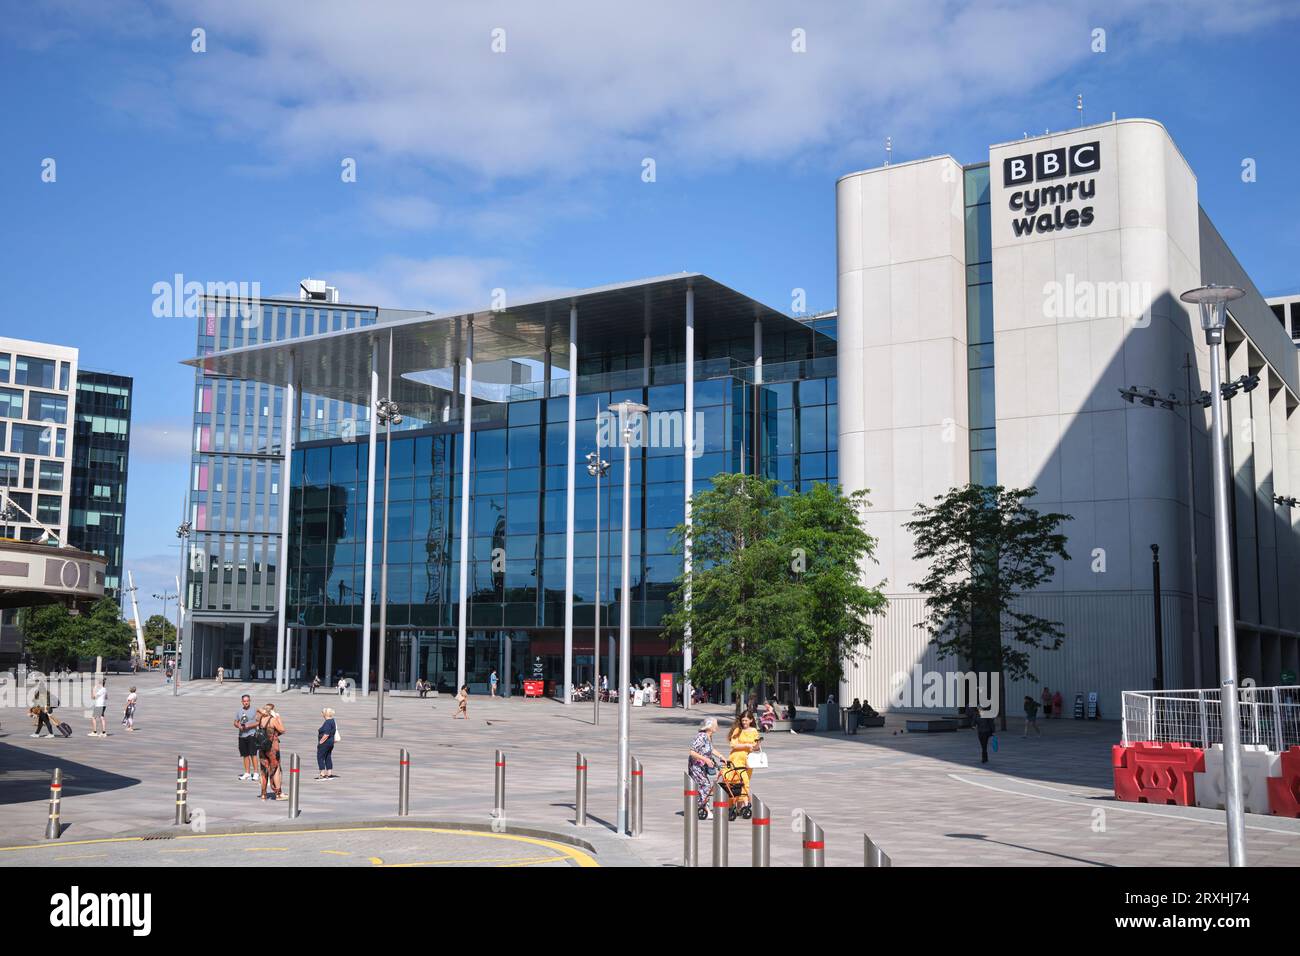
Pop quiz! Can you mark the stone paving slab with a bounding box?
[2,676,1297,866]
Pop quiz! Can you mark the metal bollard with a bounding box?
[711,788,729,867]
[287,753,300,819]
[398,748,410,816]
[45,767,63,839]
[174,755,189,825]
[864,833,892,867]
[751,794,770,867]
[802,814,825,867]
[630,756,644,837]
[494,749,506,818]
[575,752,587,826]
[682,772,698,867]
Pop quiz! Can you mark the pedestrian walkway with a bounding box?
[1,676,1297,866]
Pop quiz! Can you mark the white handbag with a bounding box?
[747,752,769,769]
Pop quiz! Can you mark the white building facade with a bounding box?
[837,119,1300,713]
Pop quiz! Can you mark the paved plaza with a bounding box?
[2,675,1298,867]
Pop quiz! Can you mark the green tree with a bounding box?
[663,474,800,709]
[144,614,176,649]
[779,483,887,691]
[905,483,1072,728]
[17,597,134,669]
[663,473,886,710]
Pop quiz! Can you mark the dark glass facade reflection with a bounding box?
[283,315,838,693]
[67,370,133,599]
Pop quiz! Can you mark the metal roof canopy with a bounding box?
[182,274,805,419]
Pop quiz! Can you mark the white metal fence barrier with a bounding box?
[1121,686,1300,750]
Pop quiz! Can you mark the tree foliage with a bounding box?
[18,597,136,670]
[144,614,176,647]
[662,473,886,704]
[904,483,1072,684]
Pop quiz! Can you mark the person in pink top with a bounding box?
[1052,690,1064,719]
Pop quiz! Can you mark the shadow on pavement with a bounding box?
[0,739,140,806]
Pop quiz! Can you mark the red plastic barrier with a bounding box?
[1111,741,1203,806]
[1267,746,1300,818]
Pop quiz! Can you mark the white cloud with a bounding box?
[18,0,1293,185]
[326,255,572,314]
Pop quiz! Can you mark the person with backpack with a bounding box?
[254,705,286,800]
[1023,695,1041,737]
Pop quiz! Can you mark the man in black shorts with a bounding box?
[235,694,259,781]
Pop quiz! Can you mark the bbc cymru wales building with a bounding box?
[836,118,1299,711]
[183,117,1300,713]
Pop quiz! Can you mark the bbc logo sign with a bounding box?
[1003,141,1101,185]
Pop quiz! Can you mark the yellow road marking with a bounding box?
[159,848,208,854]
[0,826,598,867]
[320,850,350,856]
[243,847,289,852]
[368,856,384,865]
[378,854,570,867]
[53,854,106,861]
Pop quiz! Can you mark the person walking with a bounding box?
[235,694,259,781]
[976,707,997,763]
[1023,695,1041,737]
[310,674,321,695]
[88,681,108,737]
[489,669,499,698]
[29,704,55,738]
[216,665,224,685]
[454,684,469,719]
[315,707,337,779]
[687,717,726,819]
[122,687,138,732]
[1040,686,1052,720]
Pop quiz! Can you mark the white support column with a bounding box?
[360,340,379,698]
[274,352,296,693]
[242,621,252,682]
[683,282,695,708]
[457,319,474,691]
[563,304,578,703]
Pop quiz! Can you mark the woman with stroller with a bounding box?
[687,717,727,819]
[724,711,762,816]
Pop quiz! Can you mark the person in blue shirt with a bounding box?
[316,707,337,779]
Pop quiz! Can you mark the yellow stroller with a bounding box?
[718,760,753,820]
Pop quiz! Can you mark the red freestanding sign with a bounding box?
[523,680,544,698]
[660,673,675,708]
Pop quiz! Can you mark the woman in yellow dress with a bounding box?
[725,711,762,816]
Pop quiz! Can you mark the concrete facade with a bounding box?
[837,119,1300,714]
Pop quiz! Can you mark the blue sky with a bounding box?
[1,0,1297,620]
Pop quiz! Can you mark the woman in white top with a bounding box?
[122,686,138,731]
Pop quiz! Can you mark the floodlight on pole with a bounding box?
[1180,282,1246,867]
[609,399,647,837]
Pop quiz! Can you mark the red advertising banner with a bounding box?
[660,672,674,708]
[523,679,544,698]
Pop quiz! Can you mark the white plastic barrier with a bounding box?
[1194,743,1280,814]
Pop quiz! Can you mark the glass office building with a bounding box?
[185,275,836,695]
[182,286,427,680]
[67,370,133,599]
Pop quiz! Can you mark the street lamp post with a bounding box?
[1180,282,1247,867]
[374,374,403,739]
[586,451,610,726]
[610,399,647,836]
[1150,544,1163,690]
[175,518,191,696]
